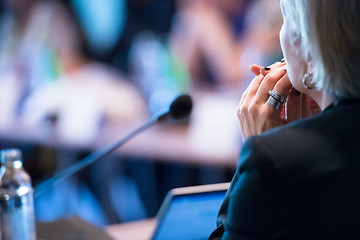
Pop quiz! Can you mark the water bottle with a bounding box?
[0,149,36,240]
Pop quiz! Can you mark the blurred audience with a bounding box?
[0,0,146,143]
[169,0,283,90]
[238,0,283,83]
[111,0,176,73]
[169,0,248,89]
[0,0,284,228]
[0,0,147,226]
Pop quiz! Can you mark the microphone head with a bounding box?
[169,94,193,119]
[157,94,193,121]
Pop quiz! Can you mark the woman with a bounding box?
[210,0,360,239]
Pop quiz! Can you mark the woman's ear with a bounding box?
[302,60,316,90]
[307,60,314,74]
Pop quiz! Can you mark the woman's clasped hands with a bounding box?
[237,60,321,140]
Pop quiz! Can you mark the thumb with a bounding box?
[302,95,322,117]
[307,96,322,116]
[286,88,302,123]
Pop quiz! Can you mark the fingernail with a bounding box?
[264,67,271,71]
[280,58,286,63]
[294,89,301,95]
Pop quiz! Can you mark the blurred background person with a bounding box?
[0,0,146,138]
[0,0,147,226]
[169,0,249,90]
[169,0,283,91]
[238,0,284,85]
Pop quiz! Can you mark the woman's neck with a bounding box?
[310,90,332,110]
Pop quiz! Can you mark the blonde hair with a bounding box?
[282,0,360,99]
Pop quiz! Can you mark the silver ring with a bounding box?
[269,89,287,103]
[267,95,283,110]
[267,90,287,111]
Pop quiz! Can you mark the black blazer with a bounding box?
[209,99,360,240]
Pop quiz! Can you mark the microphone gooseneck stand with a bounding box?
[34,94,192,197]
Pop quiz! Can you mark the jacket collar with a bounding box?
[324,98,360,112]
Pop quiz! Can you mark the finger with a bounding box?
[241,61,286,112]
[238,113,249,141]
[239,73,264,108]
[286,87,302,123]
[259,60,287,76]
[301,94,312,117]
[301,95,321,118]
[250,64,263,76]
[260,67,271,76]
[281,106,286,124]
[255,67,288,104]
[239,86,250,107]
[308,97,322,116]
[272,70,292,97]
[251,60,286,77]
[268,72,292,116]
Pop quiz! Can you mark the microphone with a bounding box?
[34,94,192,197]
[157,94,193,121]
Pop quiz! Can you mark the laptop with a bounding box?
[152,182,230,240]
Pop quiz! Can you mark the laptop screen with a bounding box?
[152,183,228,240]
